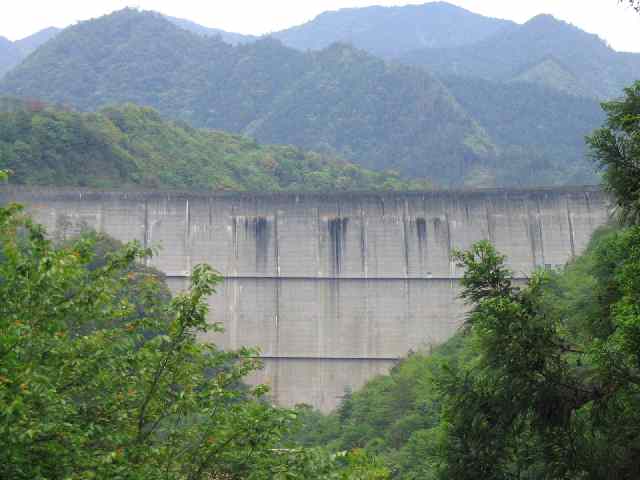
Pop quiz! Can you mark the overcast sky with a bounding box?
[2,1,639,52]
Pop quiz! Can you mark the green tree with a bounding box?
[426,236,640,479]
[587,81,640,224]
[0,199,391,479]
[0,202,297,479]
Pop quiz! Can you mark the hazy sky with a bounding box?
[2,1,639,52]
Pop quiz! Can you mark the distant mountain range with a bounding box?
[270,2,515,58]
[0,27,60,77]
[400,14,640,99]
[0,3,635,187]
[163,16,257,45]
[0,9,494,185]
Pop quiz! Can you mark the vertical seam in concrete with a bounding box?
[445,212,454,277]
[526,205,538,270]
[232,206,238,260]
[584,191,594,228]
[143,199,149,266]
[185,199,190,244]
[537,198,546,267]
[336,203,342,276]
[274,210,281,276]
[360,202,367,278]
[486,204,494,243]
[99,201,105,236]
[185,199,191,275]
[422,195,428,272]
[403,199,410,277]
[567,200,576,258]
[316,207,321,276]
[208,197,213,227]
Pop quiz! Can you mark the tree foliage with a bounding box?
[587,81,640,224]
[0,9,494,186]
[0,100,430,191]
[0,201,394,479]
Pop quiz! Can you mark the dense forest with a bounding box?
[0,99,429,191]
[440,75,604,186]
[0,7,624,187]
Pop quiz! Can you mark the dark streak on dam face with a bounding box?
[328,217,348,275]
[0,186,611,412]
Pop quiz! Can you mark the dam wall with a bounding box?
[0,187,610,411]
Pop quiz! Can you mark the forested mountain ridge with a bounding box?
[0,37,21,78]
[401,13,640,99]
[164,16,257,44]
[0,100,426,191]
[441,75,604,185]
[13,27,61,56]
[0,9,493,186]
[0,6,621,186]
[0,27,61,78]
[271,2,515,58]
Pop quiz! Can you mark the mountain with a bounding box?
[401,14,640,99]
[0,8,492,186]
[0,37,20,78]
[0,27,61,79]
[272,2,515,58]
[440,75,603,185]
[0,100,427,191]
[13,27,61,56]
[165,16,257,44]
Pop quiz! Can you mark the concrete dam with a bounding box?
[0,187,610,411]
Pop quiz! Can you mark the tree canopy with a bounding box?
[0,198,391,479]
[587,81,640,223]
[0,100,430,191]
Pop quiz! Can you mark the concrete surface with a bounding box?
[0,187,610,411]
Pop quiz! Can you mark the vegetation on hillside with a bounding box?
[401,14,640,100]
[0,28,60,79]
[0,99,429,191]
[441,74,603,185]
[0,196,394,478]
[272,2,514,58]
[0,37,21,78]
[0,9,498,186]
[1,5,636,186]
[291,82,640,478]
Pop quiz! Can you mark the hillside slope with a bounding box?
[440,75,603,185]
[0,9,490,186]
[272,2,514,58]
[0,28,61,78]
[14,27,61,56]
[165,16,257,44]
[401,14,640,99]
[0,37,20,78]
[0,101,425,191]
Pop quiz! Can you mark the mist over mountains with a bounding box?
[0,2,636,188]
